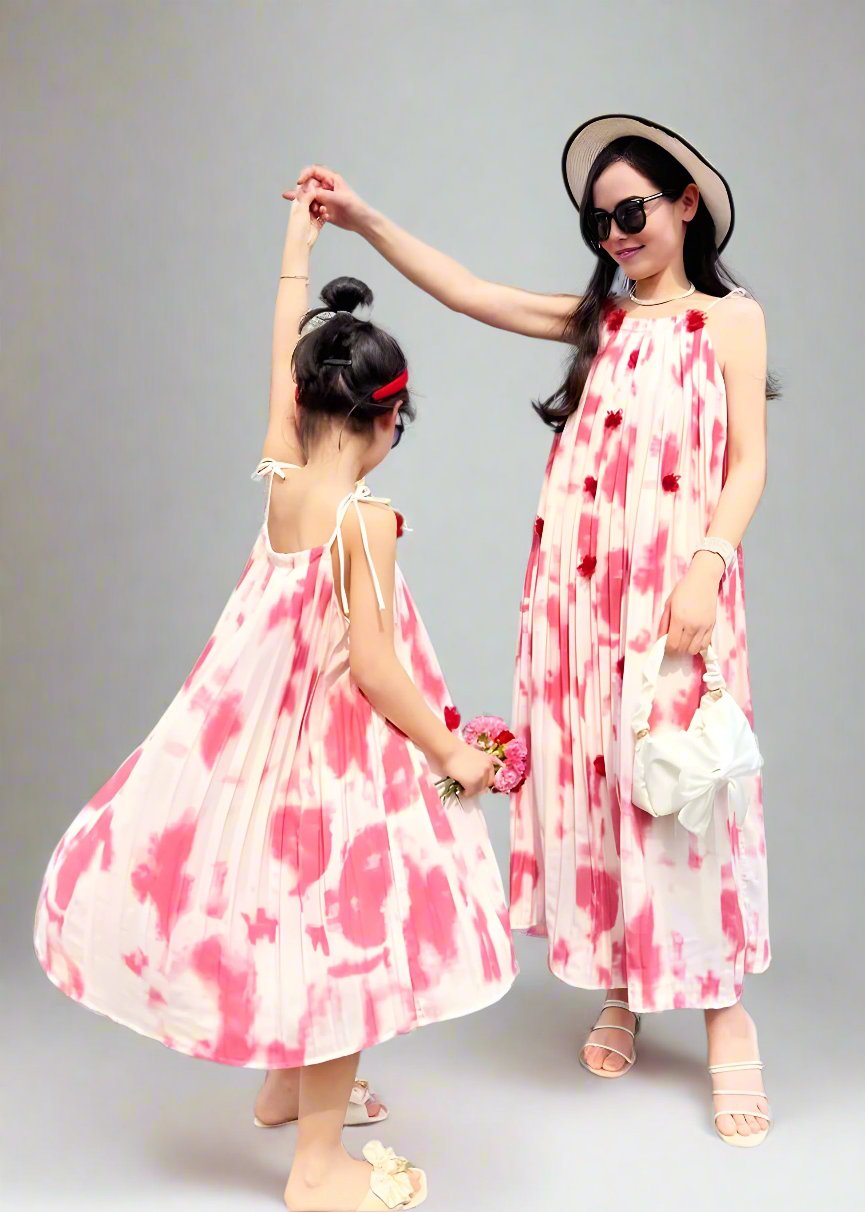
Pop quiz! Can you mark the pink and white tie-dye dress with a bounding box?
[33,460,517,1066]
[509,289,770,1013]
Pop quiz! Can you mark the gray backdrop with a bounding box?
[3,1,862,1207]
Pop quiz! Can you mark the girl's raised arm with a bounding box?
[287,166,580,343]
[260,186,324,466]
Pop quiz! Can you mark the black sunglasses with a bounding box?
[585,190,677,244]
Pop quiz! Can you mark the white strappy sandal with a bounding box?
[579,998,641,1078]
[356,1141,427,1210]
[254,1078,388,1128]
[708,1059,772,1147]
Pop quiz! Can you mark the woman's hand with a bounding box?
[285,180,326,250]
[441,738,497,799]
[284,165,370,233]
[659,552,724,655]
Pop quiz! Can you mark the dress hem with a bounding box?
[510,926,771,1012]
[36,945,519,1070]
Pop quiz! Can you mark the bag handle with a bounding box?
[632,635,726,739]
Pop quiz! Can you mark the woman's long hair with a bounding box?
[533,136,780,431]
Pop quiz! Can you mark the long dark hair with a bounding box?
[533,136,780,431]
[292,276,415,450]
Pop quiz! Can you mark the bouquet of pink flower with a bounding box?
[436,709,528,805]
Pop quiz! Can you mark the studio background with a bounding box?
[2,1,861,1207]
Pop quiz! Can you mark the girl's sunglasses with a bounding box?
[391,403,406,448]
[585,190,677,244]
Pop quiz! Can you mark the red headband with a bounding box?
[371,368,409,401]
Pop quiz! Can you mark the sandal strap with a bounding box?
[590,1022,635,1039]
[582,1043,635,1064]
[713,1109,772,1123]
[712,1089,767,1097]
[602,999,633,1011]
[362,1141,418,1209]
[708,1060,764,1073]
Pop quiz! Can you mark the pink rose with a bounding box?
[463,715,508,747]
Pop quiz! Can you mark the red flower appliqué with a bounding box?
[627,348,639,370]
[584,476,598,498]
[534,516,544,538]
[577,555,596,578]
[394,509,406,538]
[685,309,706,331]
[662,473,680,493]
[593,755,606,777]
[444,706,461,731]
[605,409,623,430]
[605,306,627,334]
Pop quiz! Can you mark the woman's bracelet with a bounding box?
[693,536,736,573]
[279,273,309,281]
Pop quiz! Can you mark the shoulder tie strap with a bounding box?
[251,457,303,481]
[704,287,748,312]
[331,483,393,615]
[253,457,303,534]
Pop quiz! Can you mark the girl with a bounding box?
[33,184,518,1210]
[293,112,774,1147]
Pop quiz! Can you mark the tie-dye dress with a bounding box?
[508,289,770,1013]
[33,460,517,1066]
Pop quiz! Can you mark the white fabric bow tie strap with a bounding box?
[361,1140,417,1209]
[332,483,394,615]
[251,457,302,481]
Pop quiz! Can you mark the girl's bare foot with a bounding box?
[705,1002,770,1139]
[284,1142,424,1211]
[582,987,638,1074]
[255,1069,386,1126]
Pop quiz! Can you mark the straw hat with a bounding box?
[561,113,735,252]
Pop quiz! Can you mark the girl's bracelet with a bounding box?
[279,273,309,281]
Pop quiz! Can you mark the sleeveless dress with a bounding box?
[33,460,517,1067]
[508,289,770,1013]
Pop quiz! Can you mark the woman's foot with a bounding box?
[284,1142,424,1211]
[705,1003,770,1141]
[581,988,639,1074]
[255,1069,386,1127]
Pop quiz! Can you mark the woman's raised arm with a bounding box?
[287,166,579,343]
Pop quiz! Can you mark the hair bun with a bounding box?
[320,276,373,315]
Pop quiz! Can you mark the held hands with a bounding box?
[286,180,326,250]
[283,165,369,232]
[659,552,724,656]
[441,737,497,799]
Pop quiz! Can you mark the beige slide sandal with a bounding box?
[356,1141,427,1210]
[254,1078,388,1129]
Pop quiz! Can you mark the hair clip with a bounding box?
[322,357,352,366]
[300,310,337,337]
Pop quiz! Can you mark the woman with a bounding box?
[290,112,774,1146]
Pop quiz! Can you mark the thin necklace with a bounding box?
[628,282,696,306]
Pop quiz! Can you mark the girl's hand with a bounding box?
[286,181,326,250]
[284,164,370,233]
[659,553,724,655]
[441,739,497,798]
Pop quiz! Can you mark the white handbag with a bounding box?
[631,636,763,836]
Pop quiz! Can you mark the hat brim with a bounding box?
[562,113,735,253]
